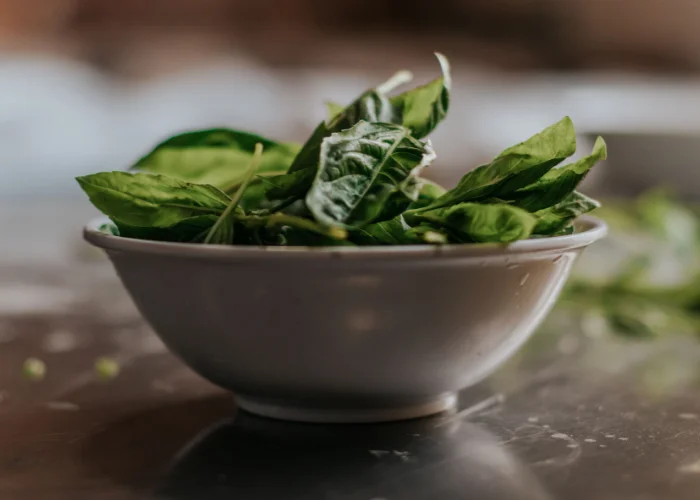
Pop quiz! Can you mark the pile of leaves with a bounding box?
[557,190,700,338]
[77,54,607,246]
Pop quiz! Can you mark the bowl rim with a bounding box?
[84,216,607,261]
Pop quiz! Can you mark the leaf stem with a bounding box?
[237,213,347,240]
[205,143,263,244]
[377,70,414,94]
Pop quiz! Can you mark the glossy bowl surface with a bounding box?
[85,217,606,422]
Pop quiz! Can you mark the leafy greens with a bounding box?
[77,53,607,247]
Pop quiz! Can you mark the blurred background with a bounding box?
[3,0,700,201]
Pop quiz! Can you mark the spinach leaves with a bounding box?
[78,54,607,246]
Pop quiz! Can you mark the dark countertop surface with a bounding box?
[2,200,700,500]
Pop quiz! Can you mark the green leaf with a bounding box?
[131,128,300,191]
[76,171,230,228]
[116,215,219,242]
[422,117,576,210]
[306,121,436,228]
[637,188,699,258]
[508,136,607,212]
[237,212,348,246]
[533,191,600,235]
[407,179,448,210]
[324,101,345,122]
[287,88,399,175]
[252,168,317,213]
[604,297,690,338]
[389,52,451,139]
[406,202,538,243]
[350,216,411,245]
[284,56,447,183]
[205,143,263,244]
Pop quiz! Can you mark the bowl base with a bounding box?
[235,393,458,423]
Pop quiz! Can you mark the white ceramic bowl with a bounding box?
[84,217,606,423]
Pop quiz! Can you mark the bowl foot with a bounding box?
[235,393,458,423]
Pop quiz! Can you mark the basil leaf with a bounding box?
[324,101,345,122]
[237,213,348,245]
[407,178,448,210]
[252,168,317,213]
[533,191,600,235]
[115,215,219,242]
[389,52,451,139]
[285,55,448,179]
[76,172,230,228]
[406,202,537,243]
[508,136,607,212]
[132,128,300,191]
[423,117,576,210]
[350,216,411,245]
[287,90,398,175]
[374,176,444,222]
[306,121,436,228]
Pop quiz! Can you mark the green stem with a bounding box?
[205,143,264,244]
[237,213,347,240]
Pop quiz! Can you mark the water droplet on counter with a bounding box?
[506,263,520,269]
[46,401,80,411]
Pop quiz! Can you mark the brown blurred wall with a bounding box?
[0,0,699,74]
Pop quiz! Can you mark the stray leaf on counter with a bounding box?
[95,357,120,381]
[637,188,699,258]
[550,188,700,341]
[23,358,46,381]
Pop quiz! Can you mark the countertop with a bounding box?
[2,200,700,500]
